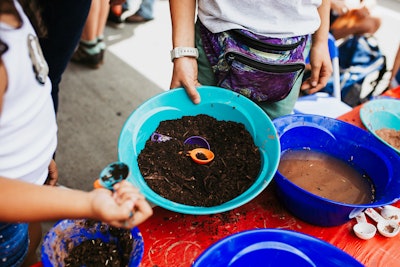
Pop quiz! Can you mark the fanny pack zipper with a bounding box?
[226,52,305,73]
[229,30,305,52]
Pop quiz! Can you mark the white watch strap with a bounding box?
[170,47,199,62]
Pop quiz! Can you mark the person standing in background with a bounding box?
[169,0,332,119]
[108,0,156,24]
[330,0,381,40]
[125,0,156,23]
[38,0,92,113]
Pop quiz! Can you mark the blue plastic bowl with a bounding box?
[273,114,400,226]
[41,219,144,267]
[118,86,280,214]
[193,229,363,267]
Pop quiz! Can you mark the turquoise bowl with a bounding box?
[360,98,400,154]
[118,86,280,214]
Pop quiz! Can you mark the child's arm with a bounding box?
[0,178,152,228]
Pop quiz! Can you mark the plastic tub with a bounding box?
[41,219,144,267]
[273,114,400,226]
[118,86,280,215]
[193,229,363,266]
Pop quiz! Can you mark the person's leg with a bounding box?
[95,0,110,53]
[81,0,101,42]
[126,0,155,22]
[136,0,155,20]
[71,0,106,69]
[195,20,217,86]
[40,0,92,113]
[258,74,303,120]
[21,222,42,267]
[96,0,111,38]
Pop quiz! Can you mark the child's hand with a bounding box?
[90,180,153,228]
[113,180,153,228]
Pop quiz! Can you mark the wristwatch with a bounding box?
[170,47,199,62]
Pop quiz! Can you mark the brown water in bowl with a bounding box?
[278,150,374,204]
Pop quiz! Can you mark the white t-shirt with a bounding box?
[198,0,322,37]
[0,0,57,185]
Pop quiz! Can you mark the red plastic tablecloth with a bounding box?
[138,87,400,267]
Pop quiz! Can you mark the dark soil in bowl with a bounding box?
[138,115,262,207]
[63,220,133,267]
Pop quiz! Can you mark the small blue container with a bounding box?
[41,219,144,267]
[118,86,280,215]
[273,114,400,226]
[193,229,363,267]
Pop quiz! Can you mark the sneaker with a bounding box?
[108,12,123,24]
[71,43,104,69]
[125,14,153,23]
[120,8,136,21]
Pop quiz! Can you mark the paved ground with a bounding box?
[42,0,400,238]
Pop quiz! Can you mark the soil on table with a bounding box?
[138,114,262,207]
[375,128,400,150]
[63,220,134,267]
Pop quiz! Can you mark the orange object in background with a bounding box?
[93,179,103,189]
[110,4,122,16]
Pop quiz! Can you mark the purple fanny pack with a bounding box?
[200,23,308,103]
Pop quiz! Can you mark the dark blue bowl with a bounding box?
[273,114,400,226]
[193,229,363,266]
[41,219,144,267]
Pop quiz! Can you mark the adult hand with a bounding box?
[170,57,202,104]
[300,41,333,94]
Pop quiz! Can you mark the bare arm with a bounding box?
[169,0,201,104]
[0,178,153,228]
[301,0,333,94]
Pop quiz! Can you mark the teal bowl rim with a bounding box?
[117,86,280,215]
